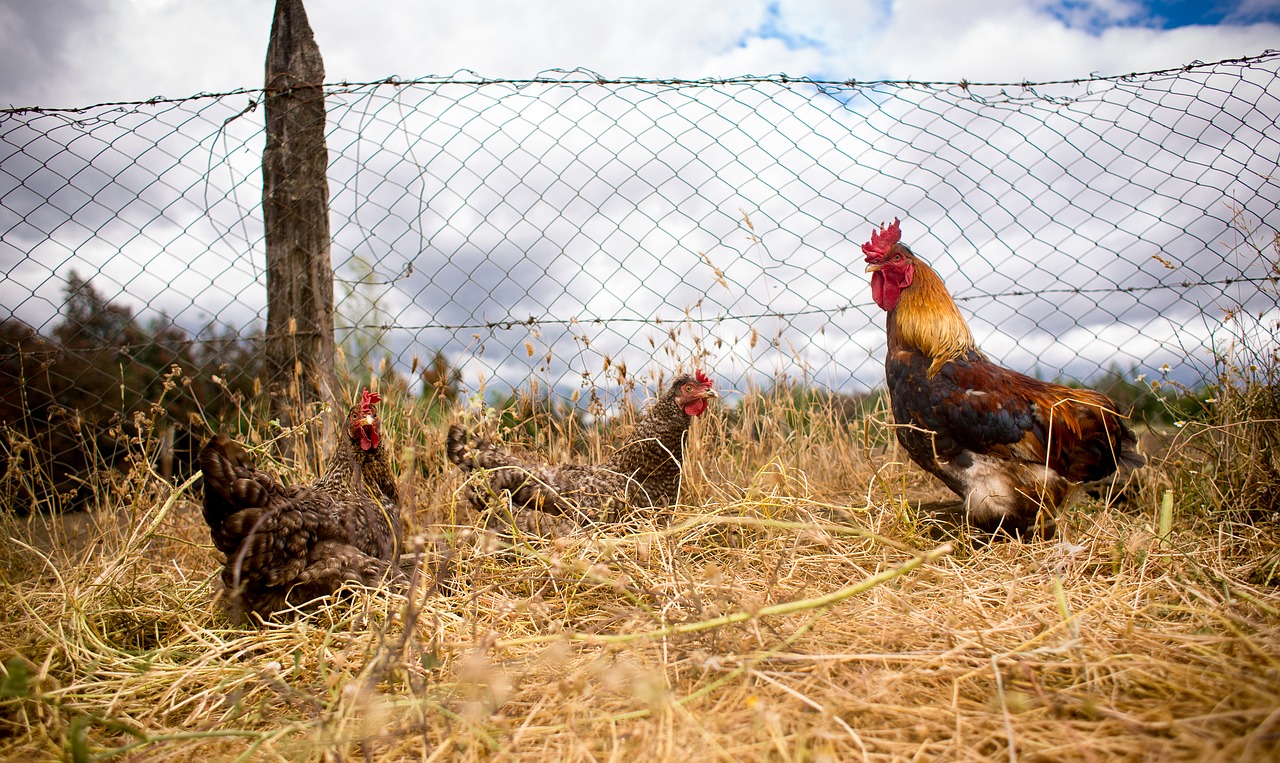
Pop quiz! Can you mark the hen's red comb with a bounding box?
[695,370,712,388]
[360,388,381,415]
[861,218,902,262]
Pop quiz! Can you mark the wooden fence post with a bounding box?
[261,0,337,445]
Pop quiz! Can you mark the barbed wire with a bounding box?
[330,276,1278,333]
[4,50,1276,116]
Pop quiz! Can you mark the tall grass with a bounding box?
[2,349,1278,761]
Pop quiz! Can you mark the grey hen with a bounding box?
[447,371,717,535]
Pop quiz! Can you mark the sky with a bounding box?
[1,0,1279,398]
[2,0,1279,108]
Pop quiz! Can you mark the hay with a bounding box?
[2,395,1278,763]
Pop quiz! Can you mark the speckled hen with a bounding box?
[446,371,717,535]
[199,389,402,620]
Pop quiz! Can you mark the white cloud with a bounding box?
[850,3,1280,84]
[5,0,1278,108]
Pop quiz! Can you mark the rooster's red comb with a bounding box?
[861,218,902,262]
[695,370,712,389]
[359,388,381,415]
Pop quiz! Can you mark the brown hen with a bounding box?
[199,389,402,620]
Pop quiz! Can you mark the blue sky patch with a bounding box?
[1145,0,1280,27]
[741,2,826,52]
[1048,0,1280,31]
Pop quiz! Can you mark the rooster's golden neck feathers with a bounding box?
[889,259,978,374]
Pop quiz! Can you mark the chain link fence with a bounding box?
[2,52,1279,500]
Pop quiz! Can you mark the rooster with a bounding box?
[862,219,1144,536]
[446,371,717,534]
[199,389,403,620]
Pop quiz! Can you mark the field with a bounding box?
[1,385,1278,762]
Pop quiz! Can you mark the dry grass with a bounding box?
[2,388,1279,763]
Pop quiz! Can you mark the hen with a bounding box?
[446,371,717,535]
[862,219,1143,536]
[199,389,403,620]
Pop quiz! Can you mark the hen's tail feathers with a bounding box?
[446,423,582,522]
[199,434,277,552]
[200,436,272,504]
[1115,419,1146,471]
[447,422,535,494]
[446,423,520,472]
[490,505,582,538]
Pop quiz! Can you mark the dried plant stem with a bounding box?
[494,543,951,649]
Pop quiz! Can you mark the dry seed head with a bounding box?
[539,641,572,668]
[633,668,670,707]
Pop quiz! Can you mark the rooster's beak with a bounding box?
[864,262,882,273]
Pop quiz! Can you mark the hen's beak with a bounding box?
[864,262,883,273]
[704,388,719,399]
[361,415,375,427]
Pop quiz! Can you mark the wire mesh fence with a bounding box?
[2,52,1279,500]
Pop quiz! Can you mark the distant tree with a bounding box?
[0,319,66,508]
[56,272,142,349]
[192,321,268,428]
[0,273,275,511]
[53,272,147,419]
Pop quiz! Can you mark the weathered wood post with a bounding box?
[262,0,336,445]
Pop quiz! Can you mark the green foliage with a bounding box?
[1086,365,1177,424]
[1059,364,1219,427]
[1164,215,1280,523]
[0,655,31,699]
[1171,361,1280,522]
[0,272,264,512]
[337,255,394,387]
[488,386,586,445]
